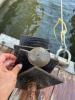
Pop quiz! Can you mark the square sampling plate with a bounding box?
[16,66,63,89]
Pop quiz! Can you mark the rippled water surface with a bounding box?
[0,0,75,60]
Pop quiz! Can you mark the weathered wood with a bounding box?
[39,68,59,100]
[39,67,75,100]
[19,82,39,100]
[0,44,75,100]
[39,86,54,100]
[0,34,75,100]
[50,67,75,100]
[10,82,39,100]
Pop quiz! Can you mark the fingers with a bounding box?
[12,64,22,75]
[0,53,16,63]
[0,53,22,75]
[4,60,16,70]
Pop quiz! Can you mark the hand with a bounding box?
[0,53,22,100]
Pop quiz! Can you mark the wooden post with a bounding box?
[19,82,39,100]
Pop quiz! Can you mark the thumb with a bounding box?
[12,64,22,75]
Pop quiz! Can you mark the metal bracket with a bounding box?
[65,61,75,75]
[54,47,75,75]
[50,53,75,75]
[16,66,62,89]
[0,33,75,75]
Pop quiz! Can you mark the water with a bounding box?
[0,0,75,61]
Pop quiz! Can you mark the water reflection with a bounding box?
[0,0,41,38]
[0,0,75,60]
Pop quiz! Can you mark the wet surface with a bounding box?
[0,0,75,61]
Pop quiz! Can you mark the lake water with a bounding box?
[0,0,75,61]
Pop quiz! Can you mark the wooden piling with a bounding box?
[19,82,39,100]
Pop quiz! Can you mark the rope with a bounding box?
[53,0,67,49]
[61,0,66,48]
[53,0,71,64]
[61,0,63,31]
[53,18,67,47]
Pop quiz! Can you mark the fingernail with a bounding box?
[19,64,23,69]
